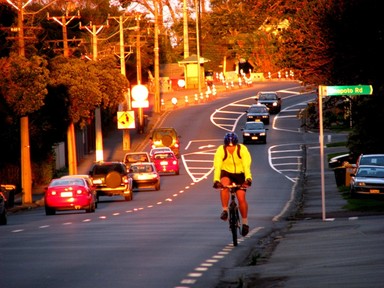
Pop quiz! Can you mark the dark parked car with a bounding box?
[245,104,270,125]
[350,165,384,197]
[241,121,268,144]
[0,192,7,225]
[89,161,133,201]
[255,91,282,114]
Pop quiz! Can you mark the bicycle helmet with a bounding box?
[224,132,239,146]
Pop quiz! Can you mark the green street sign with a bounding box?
[319,85,373,97]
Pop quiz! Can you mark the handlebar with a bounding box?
[221,184,247,190]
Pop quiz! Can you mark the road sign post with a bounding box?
[318,84,373,221]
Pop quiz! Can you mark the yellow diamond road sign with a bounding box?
[117,111,135,129]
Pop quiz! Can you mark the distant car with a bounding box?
[0,192,7,225]
[150,127,181,158]
[152,151,180,175]
[149,147,172,159]
[241,121,268,144]
[245,104,270,125]
[44,176,97,215]
[129,162,161,191]
[89,161,133,202]
[255,91,282,114]
[350,165,384,197]
[123,152,151,169]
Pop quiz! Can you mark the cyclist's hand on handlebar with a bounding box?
[213,181,223,189]
[242,179,252,188]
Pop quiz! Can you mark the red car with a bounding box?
[44,175,97,215]
[152,151,180,175]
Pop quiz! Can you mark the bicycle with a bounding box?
[222,184,243,246]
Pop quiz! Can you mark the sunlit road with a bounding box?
[0,81,318,288]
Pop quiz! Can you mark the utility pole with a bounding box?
[80,21,108,162]
[154,0,161,113]
[183,0,189,58]
[109,15,135,150]
[136,14,142,84]
[195,0,202,94]
[47,9,81,175]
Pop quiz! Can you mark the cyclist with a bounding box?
[213,132,252,237]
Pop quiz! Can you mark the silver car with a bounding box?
[350,165,384,197]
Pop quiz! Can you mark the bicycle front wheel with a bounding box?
[229,209,239,246]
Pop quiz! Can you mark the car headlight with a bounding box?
[272,102,278,107]
[357,182,366,187]
[243,133,250,136]
[260,132,266,136]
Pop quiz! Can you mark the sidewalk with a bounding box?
[218,134,384,288]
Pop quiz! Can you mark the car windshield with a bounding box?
[259,93,277,100]
[154,153,174,159]
[357,167,384,178]
[93,164,124,174]
[245,122,264,130]
[126,154,148,162]
[132,165,153,173]
[249,106,267,113]
[153,129,176,138]
[50,178,84,187]
[359,156,384,166]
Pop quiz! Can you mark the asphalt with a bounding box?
[9,81,384,288]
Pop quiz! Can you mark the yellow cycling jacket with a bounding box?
[213,144,252,183]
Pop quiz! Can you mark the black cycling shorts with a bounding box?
[220,170,245,186]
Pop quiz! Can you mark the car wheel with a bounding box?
[175,170,180,175]
[155,182,160,191]
[0,210,7,225]
[105,171,122,188]
[45,206,56,215]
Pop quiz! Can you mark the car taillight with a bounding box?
[76,188,87,195]
[122,175,129,184]
[172,160,178,165]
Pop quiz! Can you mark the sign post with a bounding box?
[318,85,373,221]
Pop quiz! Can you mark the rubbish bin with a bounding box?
[0,184,16,208]
[333,167,346,187]
[345,163,356,186]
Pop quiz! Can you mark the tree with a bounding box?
[0,53,49,203]
[48,56,129,174]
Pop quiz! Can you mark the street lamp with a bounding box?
[131,84,149,134]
